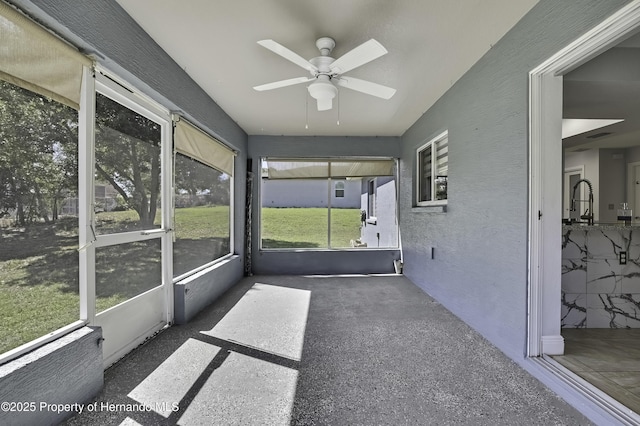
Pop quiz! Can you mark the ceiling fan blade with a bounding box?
[329,39,388,74]
[337,76,396,99]
[253,76,314,91]
[257,39,318,73]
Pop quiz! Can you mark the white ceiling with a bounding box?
[115,0,538,137]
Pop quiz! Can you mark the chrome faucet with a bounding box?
[570,178,594,225]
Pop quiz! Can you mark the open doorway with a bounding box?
[529,0,640,420]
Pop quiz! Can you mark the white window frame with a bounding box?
[334,180,345,198]
[416,130,448,207]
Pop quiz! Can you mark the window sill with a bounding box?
[173,253,238,284]
[412,204,447,213]
[0,319,87,366]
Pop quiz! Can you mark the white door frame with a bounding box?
[528,1,640,357]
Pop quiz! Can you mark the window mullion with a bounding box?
[79,65,96,323]
[161,115,174,323]
[327,162,332,248]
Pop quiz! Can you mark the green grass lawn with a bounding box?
[261,207,361,248]
[0,206,230,354]
[0,206,359,355]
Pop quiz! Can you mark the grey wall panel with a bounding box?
[249,135,400,159]
[174,256,244,324]
[0,327,103,426]
[399,0,631,360]
[254,249,399,275]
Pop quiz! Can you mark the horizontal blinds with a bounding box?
[0,1,92,109]
[435,138,448,176]
[174,119,235,176]
[265,159,395,179]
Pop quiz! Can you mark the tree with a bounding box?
[0,80,78,226]
[94,94,161,228]
[174,154,230,206]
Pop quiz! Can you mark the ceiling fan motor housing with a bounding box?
[308,53,338,111]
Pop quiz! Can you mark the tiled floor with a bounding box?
[553,328,640,414]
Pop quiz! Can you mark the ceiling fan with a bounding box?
[253,37,396,111]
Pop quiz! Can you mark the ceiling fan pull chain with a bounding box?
[337,90,340,126]
[305,90,309,130]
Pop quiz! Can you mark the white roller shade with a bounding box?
[174,119,235,176]
[266,161,329,179]
[265,159,395,179]
[0,1,92,109]
[330,160,395,178]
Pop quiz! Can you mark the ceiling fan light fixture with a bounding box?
[307,78,337,111]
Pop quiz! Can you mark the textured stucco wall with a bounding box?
[0,327,103,426]
[248,135,400,274]
[400,0,631,361]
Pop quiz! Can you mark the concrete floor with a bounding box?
[64,275,590,425]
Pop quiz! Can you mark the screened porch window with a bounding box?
[0,1,91,358]
[260,158,397,249]
[172,119,234,280]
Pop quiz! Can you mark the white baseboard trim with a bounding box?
[541,334,565,355]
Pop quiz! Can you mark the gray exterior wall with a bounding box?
[4,1,248,423]
[249,135,401,274]
[400,0,631,363]
[262,179,360,208]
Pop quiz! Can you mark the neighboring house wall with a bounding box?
[262,179,360,208]
[360,177,398,248]
[399,0,630,368]
[4,1,248,424]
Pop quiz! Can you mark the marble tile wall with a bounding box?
[562,226,640,328]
